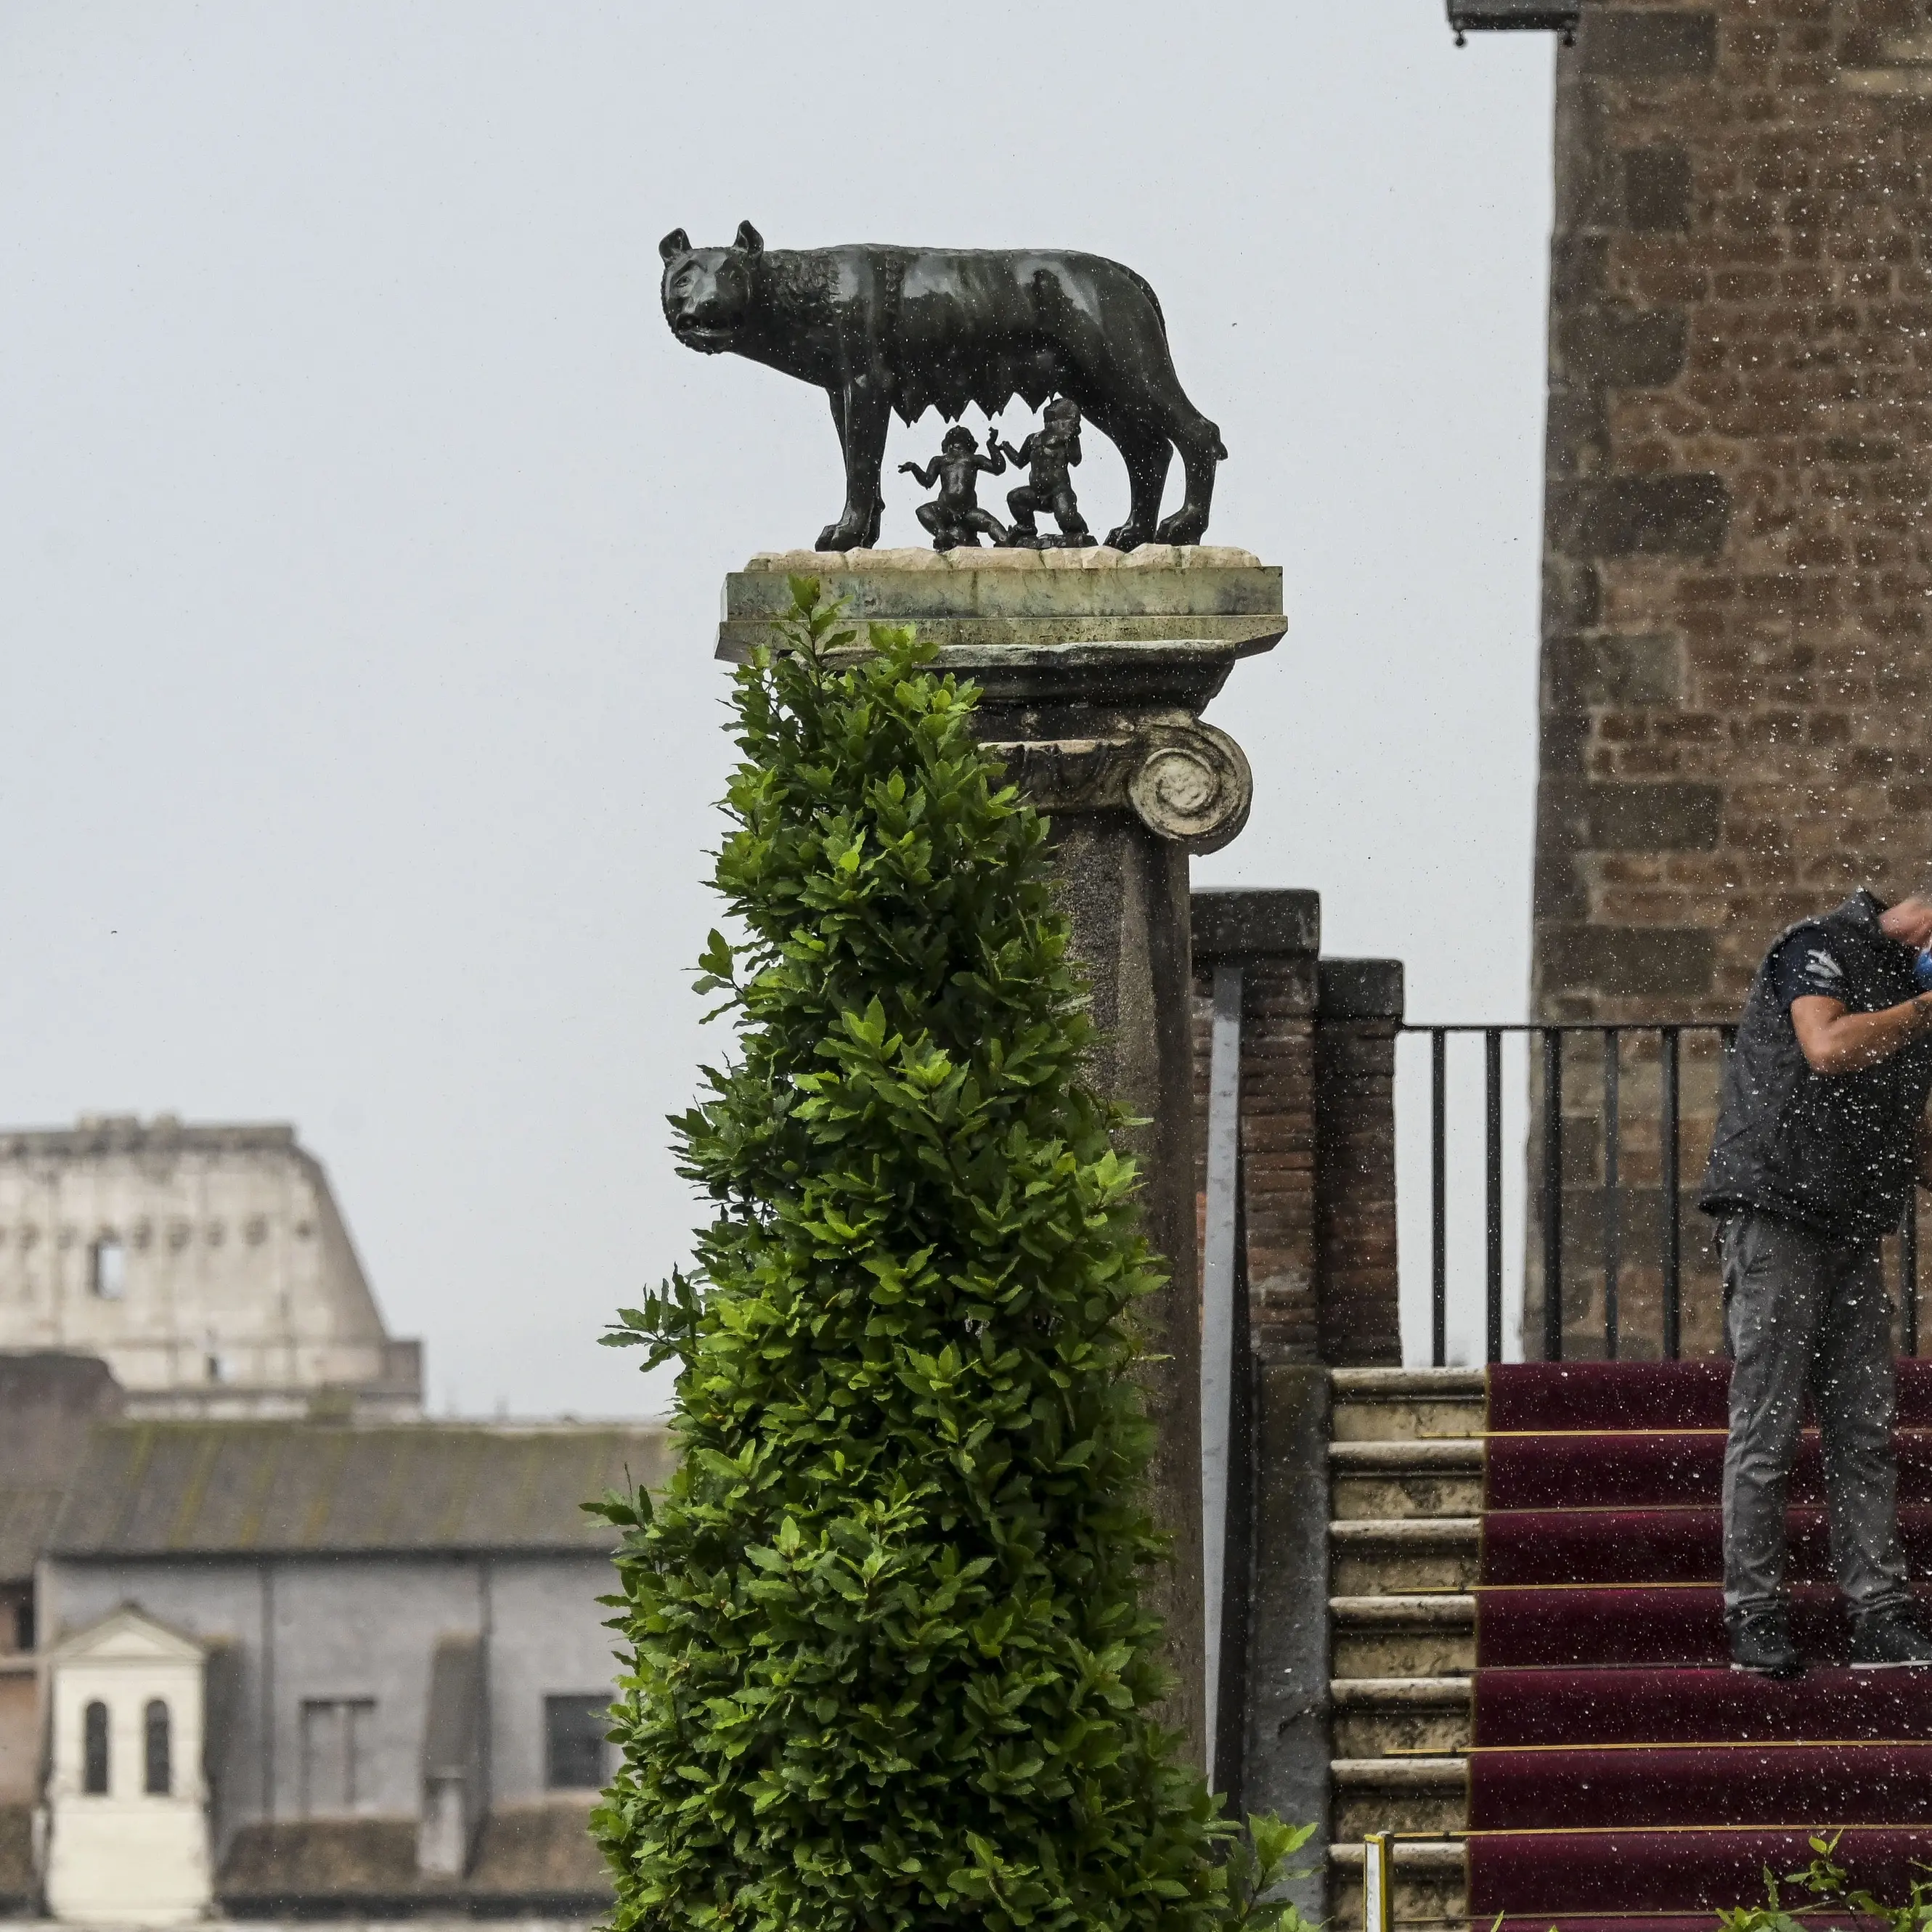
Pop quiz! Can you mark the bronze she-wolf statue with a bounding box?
[659,221,1227,553]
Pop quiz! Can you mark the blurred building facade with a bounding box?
[0,1116,666,1921]
[0,1117,420,1419]
[0,1357,671,1920]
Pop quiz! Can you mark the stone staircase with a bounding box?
[1325,1367,1482,1926]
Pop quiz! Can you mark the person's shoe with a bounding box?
[1729,1605,1803,1679]
[1850,1608,1932,1668]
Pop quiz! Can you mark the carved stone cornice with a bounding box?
[720,547,1282,857]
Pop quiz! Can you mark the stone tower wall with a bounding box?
[1532,0,1932,1353]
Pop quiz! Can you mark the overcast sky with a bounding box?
[0,4,1554,1414]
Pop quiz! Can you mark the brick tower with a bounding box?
[1532,1,1932,1353]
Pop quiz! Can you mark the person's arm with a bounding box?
[1790,992,1932,1075]
[898,458,937,488]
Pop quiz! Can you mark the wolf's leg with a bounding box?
[818,378,889,552]
[1103,422,1172,553]
[1153,407,1225,547]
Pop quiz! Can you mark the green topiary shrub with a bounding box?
[592,581,1307,1932]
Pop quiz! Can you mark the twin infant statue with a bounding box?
[897,397,1093,550]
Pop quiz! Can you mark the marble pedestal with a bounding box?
[720,545,1286,1768]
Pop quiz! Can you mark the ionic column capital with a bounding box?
[983,719,1253,855]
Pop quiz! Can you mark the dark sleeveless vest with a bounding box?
[1697,891,1932,1246]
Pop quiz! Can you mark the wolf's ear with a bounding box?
[733,220,764,256]
[659,228,690,263]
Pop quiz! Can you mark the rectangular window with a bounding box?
[90,1236,126,1300]
[144,1698,171,1795]
[300,1697,375,1814]
[83,1699,109,1794]
[544,1694,608,1790]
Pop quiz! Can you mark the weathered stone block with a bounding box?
[1546,633,1685,710]
[1192,888,1320,961]
[1623,145,1692,231]
[1546,387,1609,478]
[1558,306,1690,390]
[1538,924,1716,999]
[1546,778,1721,852]
[1544,558,1602,633]
[1318,959,1405,1022]
[1549,476,1730,559]
[1535,844,1591,922]
[722,547,1286,656]
[1550,233,1610,307]
[1583,10,1718,79]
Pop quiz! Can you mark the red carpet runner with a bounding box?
[1467,1361,1932,1923]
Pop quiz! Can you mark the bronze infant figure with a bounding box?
[659,221,1226,553]
[899,426,1008,550]
[993,397,1094,550]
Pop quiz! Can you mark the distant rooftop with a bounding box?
[49,1419,676,1559]
[0,1114,299,1159]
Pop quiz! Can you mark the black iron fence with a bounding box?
[1409,1021,1923,1365]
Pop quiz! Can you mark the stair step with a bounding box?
[1332,1438,1487,1520]
[1332,1756,1467,1789]
[1331,1676,1473,1756]
[1337,1591,1468,1623]
[1332,1516,1482,1592]
[1332,1369,1488,1443]
[1331,1440,1486,1470]
[1332,1594,1477,1678]
[1332,1676,1473,1706]
[1332,1756,1469,1839]
[1332,1594,1476,1623]
[1333,1369,1489,1398]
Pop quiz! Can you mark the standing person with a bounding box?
[1699,885,1932,1677]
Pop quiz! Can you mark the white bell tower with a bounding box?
[44,1604,212,1926]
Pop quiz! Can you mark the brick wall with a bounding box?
[1190,890,1403,1366]
[1313,963,1404,1368]
[1192,891,1321,1362]
[1531,0,1932,1351]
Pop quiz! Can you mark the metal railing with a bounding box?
[1411,1021,1923,1363]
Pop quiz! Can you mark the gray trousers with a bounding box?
[1721,1210,1911,1618]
